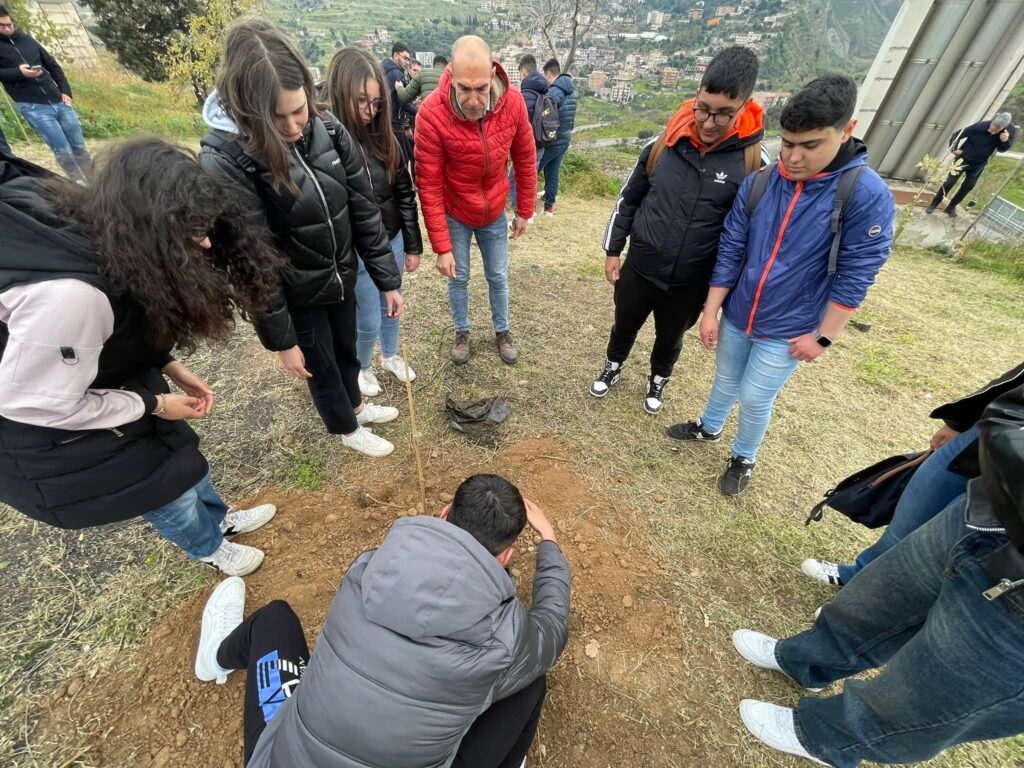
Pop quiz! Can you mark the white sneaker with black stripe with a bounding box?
[644,374,668,415]
[590,360,622,397]
[801,558,843,587]
[220,504,276,537]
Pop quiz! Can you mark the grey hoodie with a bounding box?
[247,515,571,768]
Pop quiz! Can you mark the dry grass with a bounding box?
[2,185,1024,766]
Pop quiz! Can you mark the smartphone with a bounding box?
[30,65,43,71]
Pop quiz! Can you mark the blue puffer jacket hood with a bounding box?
[519,70,549,119]
[548,74,577,142]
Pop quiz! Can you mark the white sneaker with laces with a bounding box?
[801,558,843,587]
[221,504,276,537]
[732,630,823,692]
[342,426,394,457]
[739,700,828,765]
[200,539,265,577]
[358,368,382,397]
[195,576,245,684]
[380,354,416,382]
[356,402,399,425]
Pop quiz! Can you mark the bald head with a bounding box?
[450,35,495,120]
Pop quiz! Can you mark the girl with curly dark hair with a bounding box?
[0,138,283,576]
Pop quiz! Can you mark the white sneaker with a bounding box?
[221,503,276,537]
[536,190,544,198]
[801,558,843,587]
[195,576,245,684]
[200,539,265,577]
[380,354,416,383]
[739,700,828,765]
[733,630,823,692]
[358,368,382,397]
[342,426,394,457]
[356,402,399,425]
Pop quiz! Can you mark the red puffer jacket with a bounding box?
[415,62,537,254]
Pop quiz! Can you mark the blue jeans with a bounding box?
[446,213,510,333]
[776,496,1024,768]
[699,316,801,461]
[508,146,543,211]
[355,231,405,369]
[837,425,978,584]
[141,472,227,559]
[537,141,568,209]
[15,101,91,181]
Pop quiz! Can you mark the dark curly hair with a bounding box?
[44,138,283,354]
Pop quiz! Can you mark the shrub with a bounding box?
[557,150,621,199]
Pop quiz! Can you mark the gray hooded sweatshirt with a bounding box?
[247,515,571,768]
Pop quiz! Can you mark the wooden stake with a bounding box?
[402,345,427,514]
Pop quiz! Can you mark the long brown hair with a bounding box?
[215,17,319,192]
[325,47,403,184]
[43,139,283,354]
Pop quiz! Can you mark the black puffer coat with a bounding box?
[358,140,423,254]
[199,114,400,351]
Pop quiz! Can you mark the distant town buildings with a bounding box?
[415,51,435,65]
[752,91,792,108]
[588,71,610,91]
[660,66,679,87]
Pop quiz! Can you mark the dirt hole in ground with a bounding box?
[39,438,713,768]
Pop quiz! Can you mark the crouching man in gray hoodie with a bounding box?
[194,474,571,768]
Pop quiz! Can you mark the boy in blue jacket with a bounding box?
[667,74,894,496]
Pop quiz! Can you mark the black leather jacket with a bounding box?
[199,116,399,351]
[359,140,423,255]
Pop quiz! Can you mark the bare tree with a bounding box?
[509,0,597,73]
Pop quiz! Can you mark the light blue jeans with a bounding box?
[699,316,801,461]
[508,146,544,210]
[837,425,977,584]
[15,101,91,181]
[355,231,405,369]
[446,213,510,333]
[141,471,227,559]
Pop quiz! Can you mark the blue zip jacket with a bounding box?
[711,143,894,339]
[548,74,577,145]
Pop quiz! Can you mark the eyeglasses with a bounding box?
[694,101,737,127]
[357,96,386,112]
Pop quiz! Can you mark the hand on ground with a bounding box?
[524,499,557,542]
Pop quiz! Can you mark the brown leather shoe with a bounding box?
[495,331,518,364]
[451,331,470,364]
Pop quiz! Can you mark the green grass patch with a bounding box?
[856,344,911,390]
[285,453,327,491]
[958,240,1024,284]
[556,150,621,198]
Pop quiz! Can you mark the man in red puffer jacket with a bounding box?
[415,35,536,366]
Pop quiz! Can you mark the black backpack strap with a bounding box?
[744,161,774,219]
[828,165,866,276]
[205,132,259,179]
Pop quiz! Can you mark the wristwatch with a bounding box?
[815,334,833,348]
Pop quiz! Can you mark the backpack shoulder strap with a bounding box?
[743,142,760,176]
[645,132,668,177]
[205,132,259,178]
[744,161,775,219]
[828,164,866,276]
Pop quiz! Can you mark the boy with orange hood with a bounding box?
[596,47,766,415]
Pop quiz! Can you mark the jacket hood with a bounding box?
[360,516,515,638]
[202,90,238,133]
[521,71,548,94]
[552,73,574,95]
[664,99,765,152]
[0,177,102,293]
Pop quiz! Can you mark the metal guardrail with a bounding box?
[974,196,1024,242]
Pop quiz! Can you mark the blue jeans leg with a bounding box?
[730,333,800,460]
[378,231,405,358]
[141,472,228,559]
[837,425,978,584]
[699,316,752,434]
[475,213,511,333]
[54,103,90,173]
[509,147,543,212]
[777,497,1024,767]
[539,143,567,209]
[354,232,405,369]
[447,215,474,332]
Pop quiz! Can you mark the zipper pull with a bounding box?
[983,579,1015,601]
[110,427,124,437]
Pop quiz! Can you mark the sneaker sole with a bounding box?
[643,401,663,415]
[665,430,722,443]
[195,577,245,682]
[359,412,400,425]
[383,369,415,382]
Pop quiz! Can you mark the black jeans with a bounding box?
[606,260,707,378]
[0,124,11,157]
[216,600,310,765]
[291,297,362,435]
[930,164,985,209]
[225,600,548,768]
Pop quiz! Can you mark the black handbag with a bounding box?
[805,451,932,528]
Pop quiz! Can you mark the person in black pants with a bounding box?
[0,123,11,156]
[195,475,570,768]
[594,46,766,415]
[927,112,1016,217]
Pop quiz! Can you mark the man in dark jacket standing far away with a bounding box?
[195,474,571,768]
[509,53,550,210]
[596,47,766,416]
[926,111,1016,217]
[383,42,417,162]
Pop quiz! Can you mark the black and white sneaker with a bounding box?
[644,375,668,415]
[590,360,622,398]
[801,559,843,587]
[719,456,755,496]
[665,419,722,442]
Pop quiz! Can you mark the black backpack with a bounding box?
[531,93,560,147]
[744,161,865,276]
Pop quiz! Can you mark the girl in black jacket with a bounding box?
[0,139,282,576]
[325,47,424,397]
[199,18,403,458]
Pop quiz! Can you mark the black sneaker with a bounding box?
[644,375,668,415]
[719,456,755,497]
[665,419,722,442]
[924,204,936,214]
[590,360,622,398]
[945,206,958,218]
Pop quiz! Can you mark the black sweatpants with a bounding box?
[606,260,708,378]
[291,297,362,435]
[222,600,547,768]
[930,164,985,209]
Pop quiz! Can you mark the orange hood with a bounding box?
[663,99,764,153]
